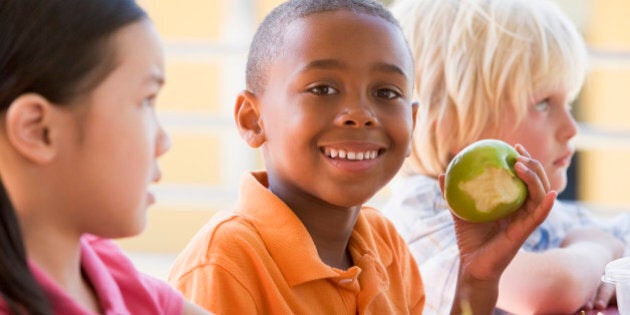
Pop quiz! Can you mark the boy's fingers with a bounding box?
[515,161,546,202]
[531,191,556,226]
[516,156,550,192]
[515,143,531,158]
[509,191,555,244]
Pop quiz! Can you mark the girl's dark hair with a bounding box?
[0,0,147,313]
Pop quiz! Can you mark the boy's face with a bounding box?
[495,89,578,192]
[254,10,416,208]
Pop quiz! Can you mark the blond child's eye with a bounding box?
[375,88,401,100]
[308,85,338,95]
[534,100,550,112]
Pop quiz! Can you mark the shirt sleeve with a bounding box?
[170,263,257,314]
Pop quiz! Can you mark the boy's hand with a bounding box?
[561,227,624,310]
[446,144,556,314]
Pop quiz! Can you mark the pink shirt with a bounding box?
[1,235,184,315]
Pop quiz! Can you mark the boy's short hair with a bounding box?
[393,0,588,177]
[246,0,402,94]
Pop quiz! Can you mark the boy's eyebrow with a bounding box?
[300,59,347,72]
[299,59,407,78]
[371,62,407,77]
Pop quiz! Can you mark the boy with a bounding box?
[169,0,555,313]
[384,0,627,313]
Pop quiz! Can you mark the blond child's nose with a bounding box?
[560,108,578,140]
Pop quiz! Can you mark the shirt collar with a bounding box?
[27,236,129,314]
[235,171,337,286]
[235,171,393,287]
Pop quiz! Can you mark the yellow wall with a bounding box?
[138,1,226,40]
[578,0,630,207]
[120,0,630,254]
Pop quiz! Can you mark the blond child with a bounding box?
[384,0,629,313]
[0,0,209,314]
[168,0,556,314]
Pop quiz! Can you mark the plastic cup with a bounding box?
[602,257,630,315]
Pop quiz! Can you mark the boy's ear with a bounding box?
[234,90,266,148]
[5,93,58,164]
[407,101,420,157]
[411,101,419,130]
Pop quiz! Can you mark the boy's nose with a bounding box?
[335,103,378,127]
[559,108,578,141]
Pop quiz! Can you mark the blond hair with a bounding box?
[392,0,588,177]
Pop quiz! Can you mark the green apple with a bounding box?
[444,139,527,223]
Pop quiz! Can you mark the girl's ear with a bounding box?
[234,90,266,148]
[5,93,57,164]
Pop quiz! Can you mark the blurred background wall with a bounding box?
[121,0,630,278]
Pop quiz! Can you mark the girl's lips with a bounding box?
[147,191,156,205]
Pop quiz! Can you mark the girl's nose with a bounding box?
[156,124,171,157]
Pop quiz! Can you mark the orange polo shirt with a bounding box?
[168,171,424,314]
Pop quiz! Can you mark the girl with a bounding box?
[0,0,209,314]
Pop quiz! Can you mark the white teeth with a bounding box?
[325,148,379,160]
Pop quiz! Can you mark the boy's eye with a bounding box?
[375,88,401,100]
[308,85,338,95]
[534,100,550,112]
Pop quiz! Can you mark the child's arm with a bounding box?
[446,145,556,315]
[496,227,623,314]
[560,227,624,309]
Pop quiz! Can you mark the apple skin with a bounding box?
[444,139,528,223]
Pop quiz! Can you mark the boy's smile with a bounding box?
[250,10,417,210]
[319,137,386,173]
